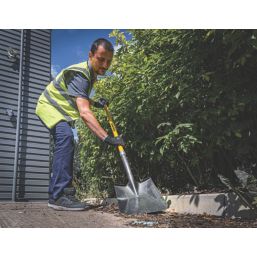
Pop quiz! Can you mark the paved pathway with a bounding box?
[0,202,133,228]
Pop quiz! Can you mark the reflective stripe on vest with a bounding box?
[62,66,94,97]
[36,61,94,129]
[46,62,92,118]
[53,77,78,111]
[43,89,73,122]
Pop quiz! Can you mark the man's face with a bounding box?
[89,45,113,76]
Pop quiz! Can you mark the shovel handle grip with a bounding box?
[104,105,124,153]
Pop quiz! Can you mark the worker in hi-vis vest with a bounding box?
[36,38,124,211]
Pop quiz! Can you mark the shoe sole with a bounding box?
[48,203,90,211]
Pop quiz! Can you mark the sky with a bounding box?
[51,29,130,77]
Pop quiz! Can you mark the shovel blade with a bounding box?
[114,178,167,215]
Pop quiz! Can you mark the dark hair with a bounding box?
[90,38,114,54]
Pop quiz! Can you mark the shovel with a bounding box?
[104,105,167,215]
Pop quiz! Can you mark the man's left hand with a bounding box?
[94,98,109,109]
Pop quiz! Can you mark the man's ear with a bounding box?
[89,51,93,59]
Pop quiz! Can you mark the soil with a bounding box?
[1,201,257,228]
[97,204,257,228]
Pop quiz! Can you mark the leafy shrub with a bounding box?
[75,29,257,197]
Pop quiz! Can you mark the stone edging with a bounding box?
[98,193,257,219]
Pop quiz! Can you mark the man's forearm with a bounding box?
[80,109,108,140]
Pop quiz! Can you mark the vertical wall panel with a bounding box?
[0,29,51,201]
[0,29,21,200]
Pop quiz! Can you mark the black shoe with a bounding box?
[48,187,91,211]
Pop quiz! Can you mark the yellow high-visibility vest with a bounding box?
[36,61,94,129]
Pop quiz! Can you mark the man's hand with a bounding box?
[103,135,125,146]
[94,98,109,109]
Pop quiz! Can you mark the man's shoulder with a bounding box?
[66,61,88,70]
[64,61,91,79]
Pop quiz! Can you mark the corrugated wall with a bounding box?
[0,29,51,201]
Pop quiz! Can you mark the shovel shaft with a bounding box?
[119,151,138,196]
[104,105,138,195]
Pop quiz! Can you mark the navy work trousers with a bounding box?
[49,121,74,200]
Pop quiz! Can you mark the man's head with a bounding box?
[89,38,114,76]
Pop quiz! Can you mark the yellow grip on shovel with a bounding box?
[104,105,124,153]
[104,105,124,152]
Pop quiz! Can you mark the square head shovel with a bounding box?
[104,105,167,215]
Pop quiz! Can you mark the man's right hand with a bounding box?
[103,135,125,146]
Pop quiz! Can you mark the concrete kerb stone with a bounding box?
[99,193,257,218]
[165,193,226,217]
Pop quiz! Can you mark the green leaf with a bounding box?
[235,132,242,138]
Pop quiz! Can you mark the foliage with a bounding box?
[218,169,257,211]
[76,29,257,197]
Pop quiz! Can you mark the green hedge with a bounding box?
[75,29,257,197]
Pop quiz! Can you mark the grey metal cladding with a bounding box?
[0,29,20,200]
[0,29,51,201]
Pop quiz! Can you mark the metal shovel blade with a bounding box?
[114,178,167,215]
[104,106,167,215]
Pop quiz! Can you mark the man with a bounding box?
[36,38,124,211]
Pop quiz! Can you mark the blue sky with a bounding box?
[51,29,130,77]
